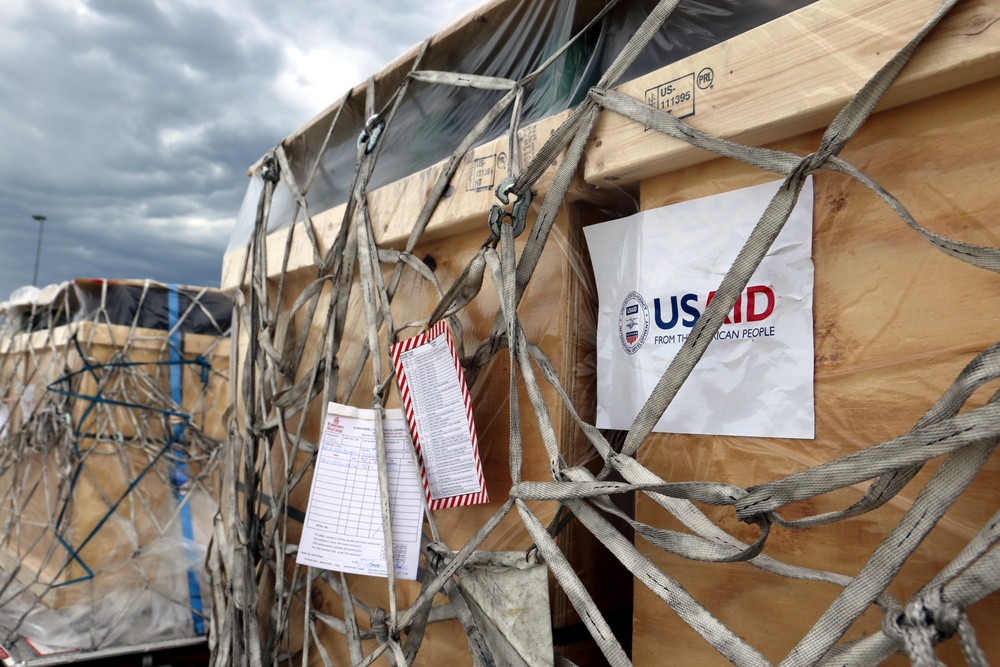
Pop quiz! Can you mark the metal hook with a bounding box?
[261,152,280,184]
[357,114,385,155]
[488,176,532,238]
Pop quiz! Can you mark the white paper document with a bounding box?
[584,177,815,439]
[296,403,425,580]
[391,321,488,509]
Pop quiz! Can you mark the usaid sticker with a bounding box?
[618,291,650,354]
[584,177,815,439]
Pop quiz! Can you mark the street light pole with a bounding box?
[32,215,46,286]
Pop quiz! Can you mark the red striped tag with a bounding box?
[391,320,488,510]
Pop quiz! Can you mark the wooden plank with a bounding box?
[64,323,230,441]
[0,329,68,426]
[182,335,230,442]
[0,446,65,600]
[220,107,624,290]
[45,434,218,611]
[585,0,1000,187]
[64,323,231,442]
[222,0,645,292]
[630,78,1000,665]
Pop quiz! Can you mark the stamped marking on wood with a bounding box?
[467,154,497,192]
[697,67,715,90]
[645,72,696,121]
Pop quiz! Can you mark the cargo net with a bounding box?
[0,280,230,657]
[215,0,999,665]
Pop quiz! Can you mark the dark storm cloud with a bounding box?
[0,0,477,300]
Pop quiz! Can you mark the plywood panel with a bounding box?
[63,323,229,442]
[238,200,626,665]
[220,107,622,291]
[631,78,1000,665]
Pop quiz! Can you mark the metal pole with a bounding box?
[32,215,46,286]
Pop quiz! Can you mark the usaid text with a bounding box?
[652,284,776,344]
[618,285,778,354]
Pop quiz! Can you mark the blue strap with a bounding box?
[44,331,211,639]
[169,285,205,636]
[51,422,189,587]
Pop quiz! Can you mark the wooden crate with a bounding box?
[222,0,1000,664]
[221,105,611,290]
[0,319,229,610]
[580,0,1000,663]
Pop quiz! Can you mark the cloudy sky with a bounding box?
[0,0,481,301]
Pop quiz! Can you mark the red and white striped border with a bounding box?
[391,320,488,510]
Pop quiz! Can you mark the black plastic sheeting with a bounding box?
[80,281,232,335]
[228,0,817,251]
[6,280,232,336]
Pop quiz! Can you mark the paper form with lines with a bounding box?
[296,403,425,580]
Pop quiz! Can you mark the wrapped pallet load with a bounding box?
[216,0,999,665]
[0,279,230,662]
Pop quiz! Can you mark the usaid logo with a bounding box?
[618,291,650,355]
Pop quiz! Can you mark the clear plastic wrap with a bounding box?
[220,0,1000,665]
[226,0,818,252]
[0,535,213,653]
[228,193,631,664]
[0,280,229,659]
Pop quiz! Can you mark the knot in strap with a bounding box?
[793,150,834,179]
[883,591,964,665]
[907,589,962,639]
[370,607,397,643]
[423,541,449,571]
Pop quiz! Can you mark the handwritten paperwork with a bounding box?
[391,321,488,510]
[296,403,424,580]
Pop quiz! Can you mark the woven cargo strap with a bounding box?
[215,0,1000,664]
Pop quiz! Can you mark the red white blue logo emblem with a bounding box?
[618,291,650,355]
